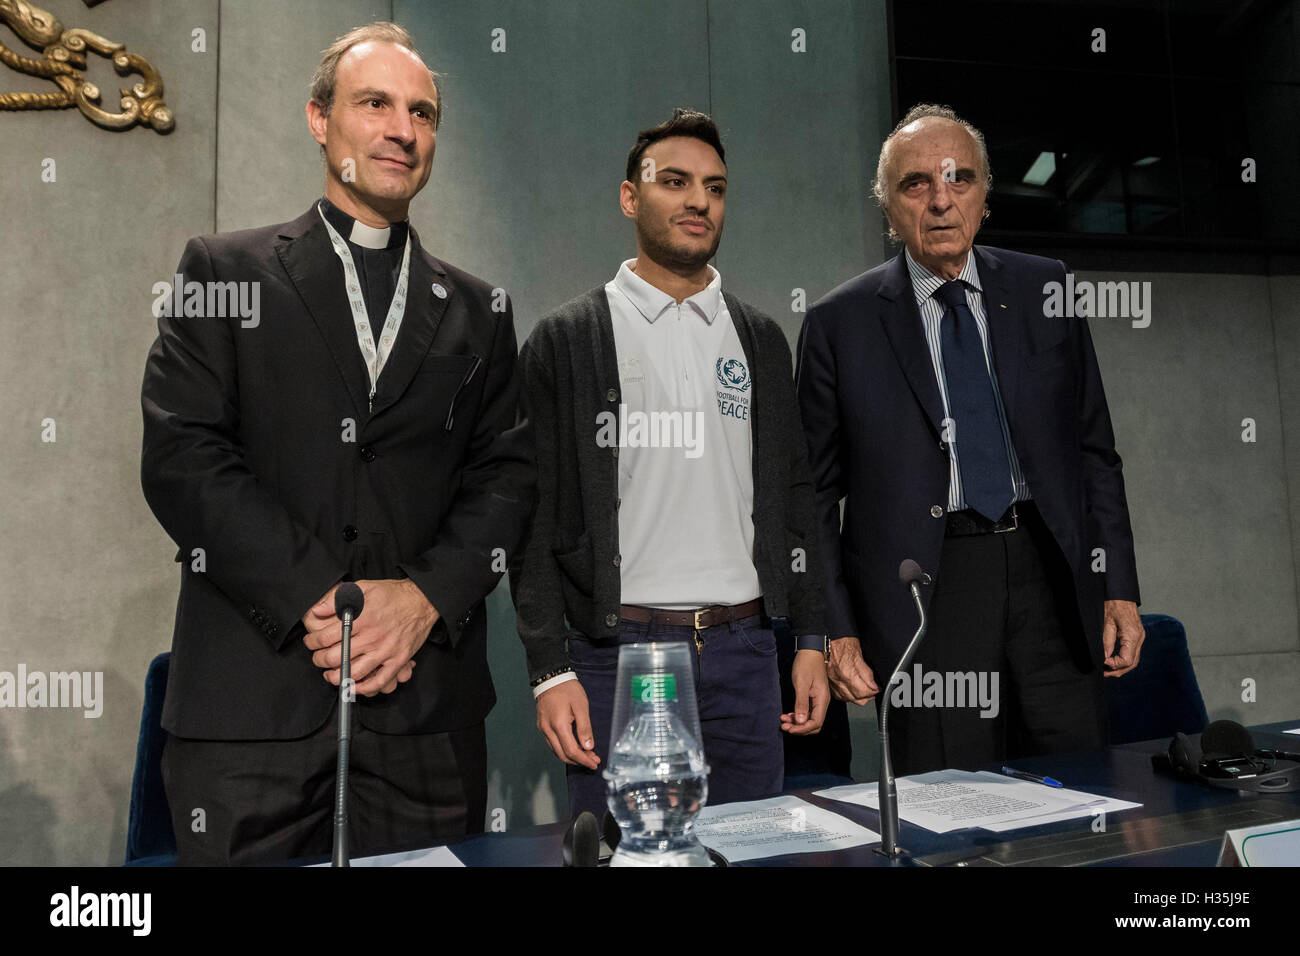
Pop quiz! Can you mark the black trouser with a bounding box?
[162,703,486,865]
[886,502,1106,777]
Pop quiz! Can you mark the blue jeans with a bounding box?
[566,613,784,820]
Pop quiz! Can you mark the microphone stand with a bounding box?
[875,566,930,860]
[331,587,363,867]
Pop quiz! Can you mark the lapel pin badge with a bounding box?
[432,283,448,299]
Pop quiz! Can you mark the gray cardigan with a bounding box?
[510,286,826,683]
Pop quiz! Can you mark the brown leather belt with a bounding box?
[619,598,764,629]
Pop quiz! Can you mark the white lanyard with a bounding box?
[317,203,412,406]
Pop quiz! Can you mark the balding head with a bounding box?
[874,105,990,218]
[872,104,992,278]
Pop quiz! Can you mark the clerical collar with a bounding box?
[318,197,409,251]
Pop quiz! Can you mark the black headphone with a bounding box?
[1158,720,1300,793]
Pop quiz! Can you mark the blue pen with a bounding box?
[1001,766,1063,788]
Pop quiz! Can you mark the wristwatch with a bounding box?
[796,634,830,662]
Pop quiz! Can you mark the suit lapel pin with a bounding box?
[431,282,448,299]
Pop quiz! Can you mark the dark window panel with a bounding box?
[1170,0,1300,83]
[1174,79,1264,239]
[893,0,1169,73]
[890,0,1298,250]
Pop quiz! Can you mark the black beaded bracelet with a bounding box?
[530,666,575,688]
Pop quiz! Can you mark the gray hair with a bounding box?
[872,104,991,238]
[309,21,442,130]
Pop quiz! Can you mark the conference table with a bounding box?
[319,721,1300,867]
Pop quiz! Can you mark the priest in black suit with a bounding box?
[140,22,533,864]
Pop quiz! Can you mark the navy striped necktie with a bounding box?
[934,279,1012,521]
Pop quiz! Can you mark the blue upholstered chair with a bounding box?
[124,652,177,865]
[1105,613,1208,745]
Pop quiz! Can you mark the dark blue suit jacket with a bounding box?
[795,245,1139,679]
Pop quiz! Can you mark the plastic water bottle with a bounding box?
[605,661,712,866]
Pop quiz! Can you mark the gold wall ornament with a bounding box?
[0,0,173,132]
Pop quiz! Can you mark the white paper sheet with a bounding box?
[310,845,464,867]
[814,770,1138,834]
[692,794,878,862]
[980,784,1142,832]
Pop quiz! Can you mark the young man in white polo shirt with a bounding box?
[512,109,829,817]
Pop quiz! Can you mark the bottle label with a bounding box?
[632,673,676,702]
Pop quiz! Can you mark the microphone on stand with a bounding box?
[562,811,602,867]
[875,559,932,861]
[332,582,365,868]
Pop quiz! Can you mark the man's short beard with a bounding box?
[636,216,721,274]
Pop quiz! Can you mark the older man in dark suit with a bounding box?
[796,103,1144,775]
[140,22,532,864]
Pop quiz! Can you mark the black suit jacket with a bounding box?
[141,204,534,740]
[795,245,1139,680]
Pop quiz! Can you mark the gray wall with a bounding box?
[1088,269,1300,724]
[0,0,1295,865]
[1,0,220,867]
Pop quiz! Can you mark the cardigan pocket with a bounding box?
[552,531,595,600]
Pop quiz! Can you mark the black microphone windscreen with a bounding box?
[1201,720,1254,758]
[563,811,600,867]
[335,582,365,619]
[899,559,927,587]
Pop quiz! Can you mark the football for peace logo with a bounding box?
[716,357,751,421]
[716,357,751,391]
